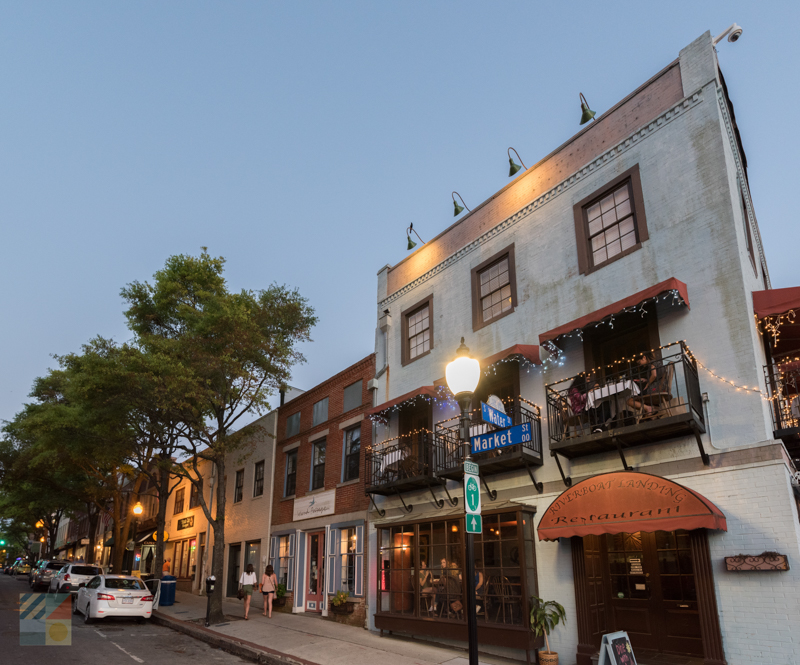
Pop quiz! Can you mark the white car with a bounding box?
[74,575,153,623]
[49,564,104,594]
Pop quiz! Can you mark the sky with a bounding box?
[1,2,798,424]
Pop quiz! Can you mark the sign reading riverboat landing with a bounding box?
[471,422,532,454]
[481,401,512,429]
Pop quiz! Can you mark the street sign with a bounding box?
[481,401,512,429]
[463,460,479,476]
[471,422,532,454]
[464,474,481,515]
[466,514,482,534]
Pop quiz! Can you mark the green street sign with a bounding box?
[466,514,482,534]
[465,474,481,515]
[463,461,479,476]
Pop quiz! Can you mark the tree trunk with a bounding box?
[111,492,124,573]
[154,463,170,579]
[87,504,99,565]
[207,455,226,624]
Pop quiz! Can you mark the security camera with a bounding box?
[714,23,743,45]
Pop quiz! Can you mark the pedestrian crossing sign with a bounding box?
[466,514,482,534]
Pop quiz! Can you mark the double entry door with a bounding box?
[599,530,703,657]
[305,531,325,612]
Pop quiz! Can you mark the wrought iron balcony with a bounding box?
[546,341,706,463]
[433,398,543,481]
[763,361,800,460]
[365,430,440,495]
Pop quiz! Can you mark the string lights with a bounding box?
[755,310,797,348]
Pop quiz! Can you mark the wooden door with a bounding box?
[605,531,703,657]
[306,531,325,612]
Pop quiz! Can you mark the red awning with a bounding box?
[753,287,800,318]
[480,344,541,368]
[365,385,439,417]
[538,278,689,345]
[537,471,726,541]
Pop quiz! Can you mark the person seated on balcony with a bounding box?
[568,375,612,433]
[627,352,665,417]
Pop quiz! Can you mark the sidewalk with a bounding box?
[154,590,520,665]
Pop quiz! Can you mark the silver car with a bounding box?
[30,560,66,590]
[48,564,104,594]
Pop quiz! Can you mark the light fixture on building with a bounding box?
[579,93,596,125]
[507,148,527,177]
[406,222,425,250]
[451,524,458,533]
[452,192,471,217]
[713,23,743,44]
[133,502,143,516]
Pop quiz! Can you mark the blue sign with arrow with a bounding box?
[471,422,532,454]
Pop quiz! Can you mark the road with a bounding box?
[0,572,250,665]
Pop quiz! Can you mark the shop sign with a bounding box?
[177,516,194,531]
[293,489,336,521]
[80,538,89,545]
[598,631,637,665]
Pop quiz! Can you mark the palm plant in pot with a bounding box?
[530,596,567,665]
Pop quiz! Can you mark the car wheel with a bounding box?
[83,602,92,624]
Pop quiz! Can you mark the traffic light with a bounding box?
[0,540,5,546]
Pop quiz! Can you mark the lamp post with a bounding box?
[131,501,143,575]
[445,338,481,665]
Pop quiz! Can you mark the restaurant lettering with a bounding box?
[552,505,680,526]
[547,477,687,515]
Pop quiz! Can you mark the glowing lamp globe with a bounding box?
[445,338,481,397]
[133,502,144,516]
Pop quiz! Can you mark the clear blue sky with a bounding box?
[1,2,798,423]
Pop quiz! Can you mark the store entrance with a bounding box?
[305,531,325,612]
[603,530,702,658]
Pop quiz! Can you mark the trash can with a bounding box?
[160,575,177,606]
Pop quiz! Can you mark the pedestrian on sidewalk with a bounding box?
[239,563,259,620]
[261,565,278,618]
[163,558,171,573]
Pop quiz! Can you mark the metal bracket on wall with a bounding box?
[522,459,544,493]
[691,423,710,466]
[551,451,572,487]
[428,483,458,509]
[481,475,498,501]
[366,493,385,517]
[428,485,444,509]
[393,489,413,513]
[613,437,633,472]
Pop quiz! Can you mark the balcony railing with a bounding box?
[763,362,800,455]
[365,430,439,495]
[546,341,705,459]
[434,398,543,479]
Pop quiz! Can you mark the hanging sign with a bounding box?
[597,631,637,665]
[471,422,532,454]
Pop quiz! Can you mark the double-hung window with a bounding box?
[234,470,244,503]
[253,460,265,497]
[189,481,202,509]
[401,295,433,365]
[340,528,357,594]
[173,488,185,515]
[311,440,326,490]
[285,450,297,497]
[471,246,517,330]
[343,426,361,482]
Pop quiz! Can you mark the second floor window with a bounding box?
[313,398,329,426]
[285,450,297,497]
[254,460,265,497]
[311,440,326,490]
[234,470,244,503]
[189,481,202,509]
[173,488,185,515]
[286,412,301,438]
[343,426,361,482]
[471,246,517,330]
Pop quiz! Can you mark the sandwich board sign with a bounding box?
[597,631,637,665]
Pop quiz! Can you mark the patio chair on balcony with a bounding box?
[557,397,587,439]
[635,363,675,423]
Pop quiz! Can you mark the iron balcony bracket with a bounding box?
[522,458,544,494]
[552,451,572,487]
[428,483,459,509]
[613,437,634,472]
[393,489,413,513]
[481,475,498,501]
[428,485,444,509]
[691,423,710,466]
[441,483,459,507]
[366,492,386,518]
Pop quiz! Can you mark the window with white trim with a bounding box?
[340,528,357,594]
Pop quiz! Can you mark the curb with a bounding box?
[152,611,320,665]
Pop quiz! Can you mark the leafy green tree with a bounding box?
[122,249,316,623]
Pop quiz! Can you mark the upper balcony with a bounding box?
[764,361,800,461]
[365,430,440,496]
[546,341,706,463]
[434,398,543,481]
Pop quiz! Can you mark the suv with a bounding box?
[30,560,67,590]
[49,564,104,594]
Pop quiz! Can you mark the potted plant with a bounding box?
[329,589,354,614]
[274,583,287,607]
[530,596,567,665]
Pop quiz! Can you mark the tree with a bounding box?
[121,249,316,623]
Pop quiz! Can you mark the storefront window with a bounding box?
[340,528,356,594]
[277,535,292,587]
[379,524,415,614]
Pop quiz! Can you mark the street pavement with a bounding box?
[0,572,251,665]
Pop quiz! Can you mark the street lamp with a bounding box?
[130,501,143,574]
[445,337,481,665]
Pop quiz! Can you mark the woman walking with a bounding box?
[239,563,259,620]
[261,564,278,617]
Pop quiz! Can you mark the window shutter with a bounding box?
[269,536,277,560]
[327,529,337,594]
[354,525,364,596]
[355,525,363,554]
[287,533,296,591]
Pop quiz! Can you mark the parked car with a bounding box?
[74,575,153,623]
[29,560,66,590]
[15,562,32,577]
[49,564,104,594]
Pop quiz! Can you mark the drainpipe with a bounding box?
[702,392,713,448]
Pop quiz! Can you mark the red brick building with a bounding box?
[269,354,374,622]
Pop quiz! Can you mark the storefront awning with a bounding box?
[366,385,439,417]
[537,471,726,541]
[538,277,689,345]
[753,286,800,318]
